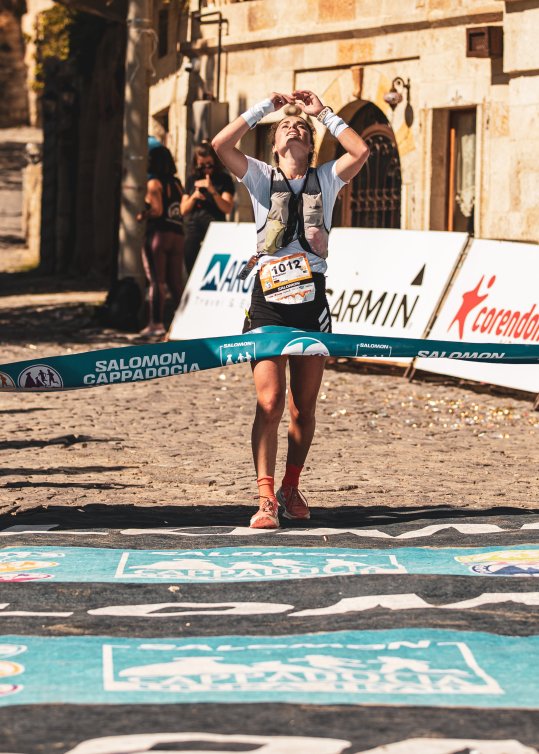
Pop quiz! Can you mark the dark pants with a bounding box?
[142,230,185,326]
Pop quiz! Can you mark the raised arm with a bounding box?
[293,90,370,183]
[212,92,294,179]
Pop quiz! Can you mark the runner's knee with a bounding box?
[289,400,316,426]
[256,392,285,424]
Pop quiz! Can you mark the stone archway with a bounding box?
[336,102,402,228]
[316,68,404,229]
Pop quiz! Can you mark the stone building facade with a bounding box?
[150,0,539,244]
[0,0,30,127]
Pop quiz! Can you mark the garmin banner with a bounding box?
[1,327,539,392]
[415,239,539,393]
[325,228,468,364]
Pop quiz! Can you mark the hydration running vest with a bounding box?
[256,167,329,259]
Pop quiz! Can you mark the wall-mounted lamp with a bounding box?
[383,77,414,127]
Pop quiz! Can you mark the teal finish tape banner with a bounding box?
[1,628,538,707]
[1,326,539,392]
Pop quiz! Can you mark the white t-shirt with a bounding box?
[239,156,346,274]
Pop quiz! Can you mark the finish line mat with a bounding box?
[4,704,539,754]
[1,628,538,708]
[1,544,538,582]
[2,326,539,392]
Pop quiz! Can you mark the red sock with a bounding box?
[282,463,303,489]
[257,475,275,500]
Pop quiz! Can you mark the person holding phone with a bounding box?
[212,91,369,529]
[180,141,235,274]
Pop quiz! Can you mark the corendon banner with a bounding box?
[415,239,539,393]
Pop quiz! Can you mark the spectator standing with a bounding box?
[137,145,185,336]
[180,141,235,274]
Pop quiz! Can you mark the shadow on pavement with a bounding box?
[0,502,537,531]
[0,299,119,347]
[1,465,137,476]
[0,434,120,450]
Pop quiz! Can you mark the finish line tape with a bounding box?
[1,326,539,392]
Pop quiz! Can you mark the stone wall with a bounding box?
[0,3,29,127]
[152,0,537,243]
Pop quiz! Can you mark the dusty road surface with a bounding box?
[1,277,538,519]
[2,129,539,754]
[2,262,539,754]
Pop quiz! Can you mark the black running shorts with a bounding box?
[243,272,332,334]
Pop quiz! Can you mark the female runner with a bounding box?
[212,90,369,528]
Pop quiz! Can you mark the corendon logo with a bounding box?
[448,274,539,342]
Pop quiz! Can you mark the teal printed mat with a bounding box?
[0,629,538,708]
[1,544,538,582]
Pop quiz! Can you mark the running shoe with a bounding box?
[250,496,280,529]
[276,485,310,520]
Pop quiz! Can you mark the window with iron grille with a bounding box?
[333,102,402,229]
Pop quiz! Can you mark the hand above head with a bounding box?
[269,92,295,111]
[292,90,324,117]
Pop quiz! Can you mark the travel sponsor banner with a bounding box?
[169,222,255,339]
[2,327,539,392]
[326,228,468,364]
[1,544,538,582]
[415,239,539,392]
[0,628,538,707]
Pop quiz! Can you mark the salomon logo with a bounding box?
[281,337,329,356]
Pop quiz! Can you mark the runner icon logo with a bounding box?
[0,371,15,390]
[220,341,256,366]
[107,635,502,697]
[120,549,406,581]
[281,337,330,357]
[17,364,63,390]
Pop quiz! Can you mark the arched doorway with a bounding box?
[332,102,402,229]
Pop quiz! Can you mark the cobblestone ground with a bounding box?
[1,284,539,518]
[1,128,538,520]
